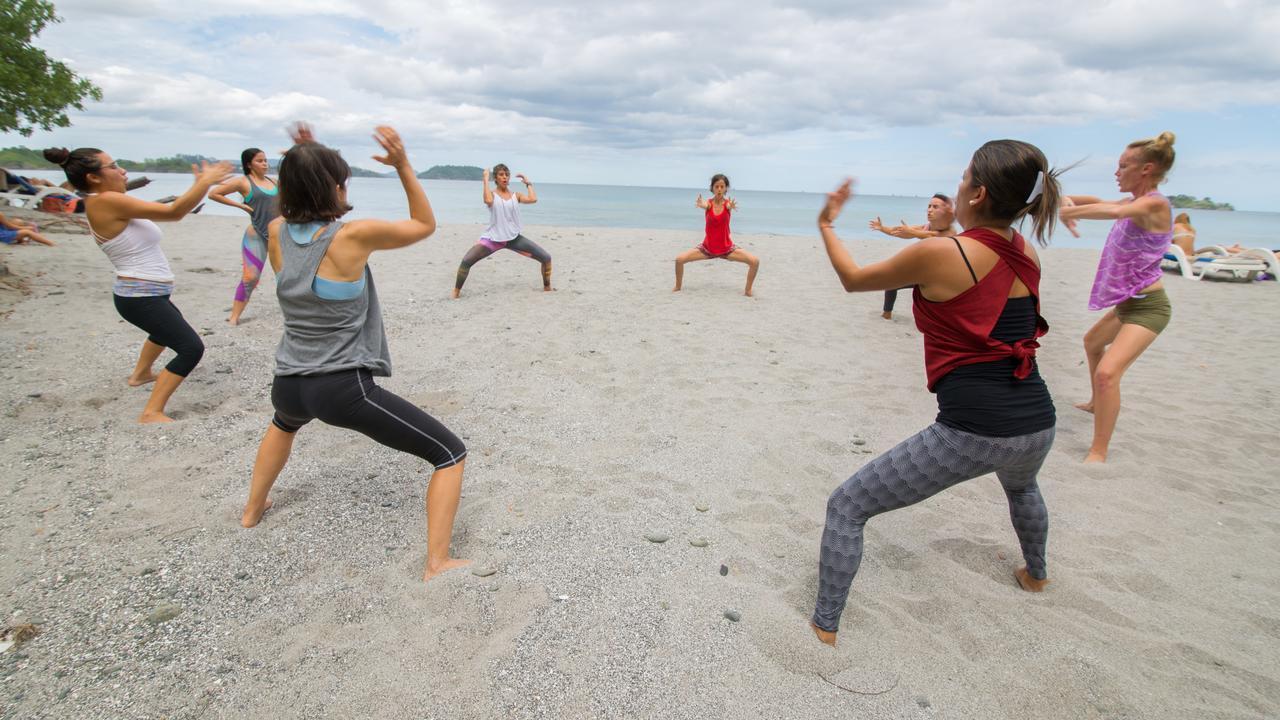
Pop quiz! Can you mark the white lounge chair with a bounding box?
[0,172,66,209]
[1161,245,1224,279]
[1197,253,1271,283]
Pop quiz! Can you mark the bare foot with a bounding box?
[226,315,240,326]
[744,290,754,297]
[1014,567,1050,592]
[241,498,273,528]
[138,411,174,424]
[881,311,892,320]
[543,286,556,292]
[128,372,158,387]
[1074,401,1095,414]
[810,622,837,647]
[450,288,461,299]
[1083,451,1107,464]
[423,557,472,583]
[672,286,682,293]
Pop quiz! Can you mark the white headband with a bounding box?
[1025,170,1046,204]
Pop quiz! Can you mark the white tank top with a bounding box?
[480,193,522,243]
[90,218,175,283]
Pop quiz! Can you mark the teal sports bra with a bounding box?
[285,222,367,300]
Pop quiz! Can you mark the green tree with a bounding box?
[0,0,102,137]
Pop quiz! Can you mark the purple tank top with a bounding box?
[1088,192,1172,311]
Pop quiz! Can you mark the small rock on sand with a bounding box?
[471,567,497,577]
[695,504,710,512]
[723,609,742,622]
[690,538,709,548]
[644,533,670,543]
[146,603,183,625]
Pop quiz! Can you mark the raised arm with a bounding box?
[1059,193,1170,231]
[339,126,436,252]
[208,176,252,213]
[695,193,709,210]
[818,179,936,293]
[515,173,537,204]
[92,161,232,224]
[482,168,494,206]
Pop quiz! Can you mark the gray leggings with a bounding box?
[813,423,1055,633]
[455,235,552,290]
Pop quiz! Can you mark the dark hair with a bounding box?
[492,163,509,178]
[43,147,104,191]
[968,139,1064,247]
[241,147,265,177]
[277,143,352,223]
[931,193,952,204]
[709,173,730,191]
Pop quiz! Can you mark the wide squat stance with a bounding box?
[452,164,552,298]
[674,173,759,296]
[868,193,957,319]
[1059,131,1177,463]
[45,146,231,423]
[810,140,1063,646]
[241,124,470,582]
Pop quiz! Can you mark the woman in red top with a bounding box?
[810,141,1063,646]
[673,174,760,296]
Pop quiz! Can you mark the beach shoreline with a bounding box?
[1,214,1277,719]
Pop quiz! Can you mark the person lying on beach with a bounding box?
[209,148,280,325]
[673,174,760,296]
[868,193,957,319]
[810,140,1062,646]
[43,146,230,423]
[240,123,470,583]
[451,165,552,298]
[1060,131,1176,464]
[0,211,55,246]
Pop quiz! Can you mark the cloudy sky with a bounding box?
[8,0,1279,209]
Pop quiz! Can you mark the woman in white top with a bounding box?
[43,146,230,423]
[451,164,553,298]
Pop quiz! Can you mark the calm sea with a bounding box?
[20,170,1277,250]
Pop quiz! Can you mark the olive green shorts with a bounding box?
[1116,288,1172,334]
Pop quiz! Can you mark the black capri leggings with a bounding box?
[270,368,467,470]
[112,294,204,377]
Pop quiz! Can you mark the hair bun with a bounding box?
[42,147,71,166]
[1156,131,1176,147]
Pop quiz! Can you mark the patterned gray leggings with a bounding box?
[813,423,1055,633]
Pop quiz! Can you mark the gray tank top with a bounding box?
[244,178,280,239]
[274,222,391,377]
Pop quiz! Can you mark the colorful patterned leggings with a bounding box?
[234,225,267,302]
[813,423,1055,633]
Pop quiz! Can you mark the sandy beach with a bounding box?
[1,212,1278,719]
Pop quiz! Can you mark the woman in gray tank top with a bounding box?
[209,147,280,325]
[240,124,472,583]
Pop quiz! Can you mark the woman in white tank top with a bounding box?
[450,163,554,298]
[43,145,231,424]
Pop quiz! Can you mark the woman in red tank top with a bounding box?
[809,141,1065,647]
[672,174,760,296]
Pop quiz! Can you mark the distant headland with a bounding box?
[1169,194,1234,211]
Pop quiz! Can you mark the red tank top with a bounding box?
[703,203,732,255]
[912,228,1048,391]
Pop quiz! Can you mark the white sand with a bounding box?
[1,213,1278,719]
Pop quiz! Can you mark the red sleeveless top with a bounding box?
[912,228,1049,391]
[703,203,733,255]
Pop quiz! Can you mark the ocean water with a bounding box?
[19,170,1278,251]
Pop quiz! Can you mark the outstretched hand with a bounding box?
[1060,196,1081,238]
[192,160,234,187]
[869,216,884,231]
[371,126,408,168]
[287,121,317,146]
[695,193,704,207]
[819,178,854,227]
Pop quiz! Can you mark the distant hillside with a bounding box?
[419,165,483,180]
[0,147,57,169]
[1169,195,1234,211]
[349,166,392,178]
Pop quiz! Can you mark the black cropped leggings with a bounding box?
[271,369,467,470]
[455,235,552,290]
[112,294,204,377]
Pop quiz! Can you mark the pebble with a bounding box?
[487,583,500,592]
[26,393,41,399]
[146,603,183,625]
[689,538,709,548]
[916,697,931,709]
[234,572,250,580]
[695,504,710,512]
[644,533,670,543]
[139,567,158,576]
[853,439,867,446]
[471,567,497,577]
[719,564,728,576]
[723,609,742,622]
